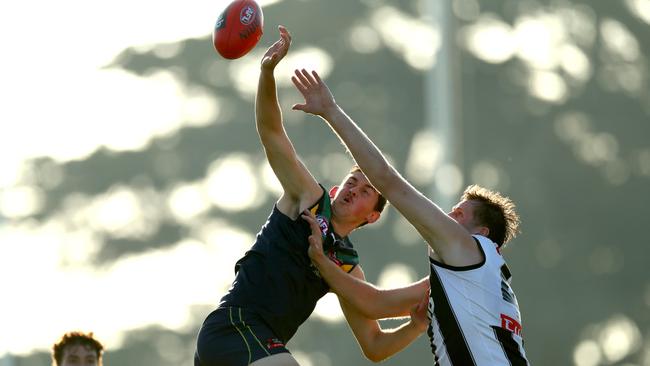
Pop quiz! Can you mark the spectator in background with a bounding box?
[52,331,104,366]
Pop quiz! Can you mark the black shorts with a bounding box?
[194,307,290,366]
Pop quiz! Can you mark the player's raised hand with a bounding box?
[291,69,337,117]
[261,25,291,70]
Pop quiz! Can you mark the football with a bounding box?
[213,0,264,59]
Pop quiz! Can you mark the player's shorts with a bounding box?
[194,306,290,366]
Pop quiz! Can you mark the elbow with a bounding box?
[362,348,387,363]
[370,354,388,363]
[359,332,389,363]
[367,355,383,363]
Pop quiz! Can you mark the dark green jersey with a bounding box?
[219,186,359,343]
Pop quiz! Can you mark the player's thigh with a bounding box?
[249,353,301,366]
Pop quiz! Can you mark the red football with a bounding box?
[213,0,264,59]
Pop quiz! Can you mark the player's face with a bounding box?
[332,171,380,221]
[60,344,99,366]
[448,200,478,231]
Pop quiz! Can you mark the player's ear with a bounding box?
[365,211,380,225]
[329,186,339,198]
[477,226,489,237]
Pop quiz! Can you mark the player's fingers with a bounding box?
[311,70,323,85]
[294,69,311,87]
[280,34,290,48]
[278,24,289,34]
[291,76,307,93]
[301,210,321,235]
[300,211,313,223]
[280,27,292,44]
[301,69,316,86]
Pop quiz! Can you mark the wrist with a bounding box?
[321,104,343,121]
[309,248,327,265]
[313,251,329,266]
[260,64,276,75]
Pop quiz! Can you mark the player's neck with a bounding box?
[329,217,356,238]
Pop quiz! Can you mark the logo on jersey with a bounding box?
[315,214,329,236]
[326,249,342,266]
[500,313,522,336]
[501,280,516,304]
[267,338,285,350]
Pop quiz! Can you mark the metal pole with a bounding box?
[425,0,458,210]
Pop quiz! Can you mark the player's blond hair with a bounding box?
[462,185,520,247]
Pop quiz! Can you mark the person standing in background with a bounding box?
[52,331,104,366]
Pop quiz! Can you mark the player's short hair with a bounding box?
[462,184,520,247]
[52,331,104,366]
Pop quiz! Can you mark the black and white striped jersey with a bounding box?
[427,235,529,365]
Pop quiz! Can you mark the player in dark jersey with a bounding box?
[194,26,430,366]
[293,68,529,365]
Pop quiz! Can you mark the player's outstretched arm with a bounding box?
[302,210,429,319]
[255,28,321,217]
[292,69,478,266]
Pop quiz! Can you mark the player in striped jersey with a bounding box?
[294,68,529,365]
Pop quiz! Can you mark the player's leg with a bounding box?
[249,353,301,366]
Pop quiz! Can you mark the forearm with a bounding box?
[314,256,383,318]
[315,255,417,319]
[321,106,395,191]
[362,320,424,362]
[255,69,283,134]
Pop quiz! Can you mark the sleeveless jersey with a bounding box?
[427,235,529,365]
[218,187,359,343]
